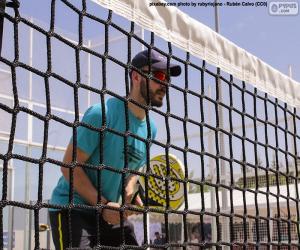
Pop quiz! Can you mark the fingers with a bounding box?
[103,202,132,224]
[103,202,143,224]
[124,194,143,217]
[102,202,122,225]
[135,194,143,207]
[125,207,139,216]
[125,202,144,217]
[102,209,121,225]
[129,192,139,205]
[104,213,131,224]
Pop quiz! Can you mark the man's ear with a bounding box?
[131,70,141,91]
[131,70,140,82]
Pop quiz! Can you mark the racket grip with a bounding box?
[131,190,140,205]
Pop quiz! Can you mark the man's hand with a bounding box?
[124,174,144,217]
[130,193,143,207]
[124,174,142,205]
[124,193,143,217]
[102,202,124,225]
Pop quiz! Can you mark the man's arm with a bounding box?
[60,142,108,206]
[60,143,124,224]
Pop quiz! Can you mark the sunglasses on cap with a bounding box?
[141,70,170,82]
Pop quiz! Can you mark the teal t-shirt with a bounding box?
[50,97,157,207]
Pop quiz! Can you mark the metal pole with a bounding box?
[269,208,273,249]
[46,207,51,249]
[7,163,14,250]
[141,28,145,51]
[87,39,91,107]
[214,1,230,248]
[146,214,150,249]
[208,86,217,249]
[28,201,33,250]
[181,216,184,244]
[288,65,293,79]
[0,0,6,56]
[25,17,34,250]
[214,0,220,33]
[140,27,150,249]
[288,65,294,160]
[288,66,296,226]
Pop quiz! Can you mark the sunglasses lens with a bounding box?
[154,71,167,81]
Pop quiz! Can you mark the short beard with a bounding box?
[140,78,164,107]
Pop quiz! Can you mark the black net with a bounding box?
[0,0,299,249]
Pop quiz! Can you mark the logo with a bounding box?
[269,1,299,15]
[271,3,279,12]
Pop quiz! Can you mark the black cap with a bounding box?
[131,50,181,77]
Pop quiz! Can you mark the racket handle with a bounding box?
[131,190,140,205]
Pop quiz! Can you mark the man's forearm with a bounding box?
[62,166,108,206]
[60,144,108,206]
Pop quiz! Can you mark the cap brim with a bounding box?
[152,61,182,77]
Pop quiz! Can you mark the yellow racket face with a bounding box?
[138,154,187,210]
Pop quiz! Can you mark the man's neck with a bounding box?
[128,93,146,120]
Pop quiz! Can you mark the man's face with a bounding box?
[139,67,168,107]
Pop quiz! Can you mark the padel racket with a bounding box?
[133,154,187,210]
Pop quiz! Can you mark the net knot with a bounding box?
[4,152,12,160]
[45,70,52,78]
[100,125,106,132]
[44,113,51,121]
[75,80,81,88]
[146,138,152,145]
[73,120,80,128]
[6,0,19,9]
[47,30,54,37]
[118,244,127,250]
[98,163,105,170]
[76,44,83,51]
[81,9,87,16]
[100,88,107,95]
[103,51,109,59]
[70,161,77,169]
[68,203,75,210]
[141,244,149,250]
[124,130,131,137]
[122,167,129,174]
[34,201,43,210]
[39,157,47,165]
[0,200,7,208]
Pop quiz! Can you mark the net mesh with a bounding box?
[0,0,300,249]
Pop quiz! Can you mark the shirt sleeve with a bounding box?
[72,104,102,156]
[151,122,157,141]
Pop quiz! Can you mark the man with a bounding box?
[49,50,181,249]
[153,231,164,245]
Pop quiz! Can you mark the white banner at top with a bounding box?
[93,0,300,108]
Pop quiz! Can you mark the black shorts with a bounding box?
[49,209,138,249]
